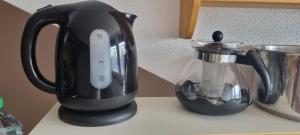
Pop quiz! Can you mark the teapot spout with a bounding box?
[123,12,137,26]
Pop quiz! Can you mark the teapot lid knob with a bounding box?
[212,31,223,42]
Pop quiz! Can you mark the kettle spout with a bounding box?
[123,13,137,26]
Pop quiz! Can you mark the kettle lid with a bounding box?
[55,1,117,12]
[193,31,242,55]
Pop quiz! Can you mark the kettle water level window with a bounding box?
[90,29,112,89]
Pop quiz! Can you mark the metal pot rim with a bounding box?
[256,45,300,55]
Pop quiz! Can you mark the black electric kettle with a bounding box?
[21,1,138,126]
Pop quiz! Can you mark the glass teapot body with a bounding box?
[176,58,251,115]
[175,31,256,115]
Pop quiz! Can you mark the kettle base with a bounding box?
[58,101,137,127]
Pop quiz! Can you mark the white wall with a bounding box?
[5,0,300,83]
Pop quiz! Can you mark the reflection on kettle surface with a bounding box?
[110,41,127,96]
[60,32,137,109]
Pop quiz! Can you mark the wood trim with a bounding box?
[179,0,201,39]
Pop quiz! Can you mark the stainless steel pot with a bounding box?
[250,45,300,121]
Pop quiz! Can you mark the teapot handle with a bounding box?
[236,50,277,104]
[21,6,63,94]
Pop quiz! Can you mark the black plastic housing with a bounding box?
[21,1,138,112]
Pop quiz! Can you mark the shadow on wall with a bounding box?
[138,68,175,97]
[0,1,174,134]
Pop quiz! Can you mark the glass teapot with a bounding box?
[175,31,272,115]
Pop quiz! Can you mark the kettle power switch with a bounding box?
[90,29,112,89]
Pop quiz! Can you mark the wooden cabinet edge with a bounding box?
[179,0,201,39]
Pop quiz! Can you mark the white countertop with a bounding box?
[29,97,300,135]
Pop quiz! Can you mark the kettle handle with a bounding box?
[236,50,275,104]
[21,6,62,94]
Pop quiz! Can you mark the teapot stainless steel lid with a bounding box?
[193,31,243,63]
